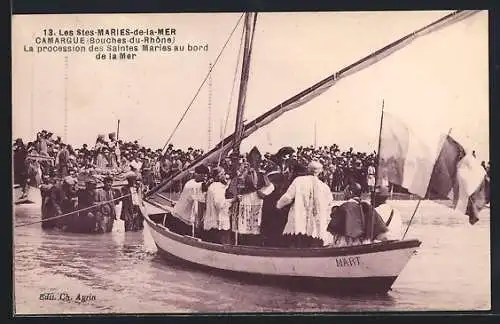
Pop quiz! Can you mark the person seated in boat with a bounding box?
[120,172,145,232]
[326,182,388,246]
[168,164,210,237]
[260,146,296,247]
[276,161,334,248]
[226,147,274,247]
[203,167,234,244]
[94,176,118,233]
[373,186,402,240]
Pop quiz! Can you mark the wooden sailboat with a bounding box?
[142,11,479,294]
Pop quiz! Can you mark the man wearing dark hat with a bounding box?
[327,182,388,246]
[56,143,70,177]
[57,175,78,230]
[259,146,295,247]
[169,164,209,236]
[71,178,99,233]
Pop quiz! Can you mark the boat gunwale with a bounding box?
[143,210,422,258]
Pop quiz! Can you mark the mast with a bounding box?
[229,12,257,245]
[147,10,479,196]
[370,99,385,240]
[232,12,257,155]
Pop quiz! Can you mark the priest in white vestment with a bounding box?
[276,161,334,246]
[170,164,209,235]
[203,167,233,244]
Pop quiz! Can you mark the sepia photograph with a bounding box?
[12,10,490,314]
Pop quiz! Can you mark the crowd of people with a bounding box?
[12,128,490,201]
[13,130,384,195]
[12,130,206,192]
[13,129,490,243]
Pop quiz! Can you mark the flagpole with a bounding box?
[402,199,422,239]
[370,99,384,240]
[401,127,453,239]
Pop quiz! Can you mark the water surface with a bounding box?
[13,200,490,314]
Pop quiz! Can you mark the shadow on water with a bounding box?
[146,255,395,312]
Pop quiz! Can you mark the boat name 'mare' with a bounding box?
[335,256,361,267]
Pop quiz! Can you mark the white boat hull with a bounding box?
[142,201,421,294]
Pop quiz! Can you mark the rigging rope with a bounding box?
[149,10,478,196]
[14,192,133,228]
[161,13,245,153]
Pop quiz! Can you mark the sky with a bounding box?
[12,11,489,161]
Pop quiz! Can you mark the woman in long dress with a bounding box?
[94,135,108,169]
[108,132,120,168]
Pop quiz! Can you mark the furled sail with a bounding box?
[147,10,480,196]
